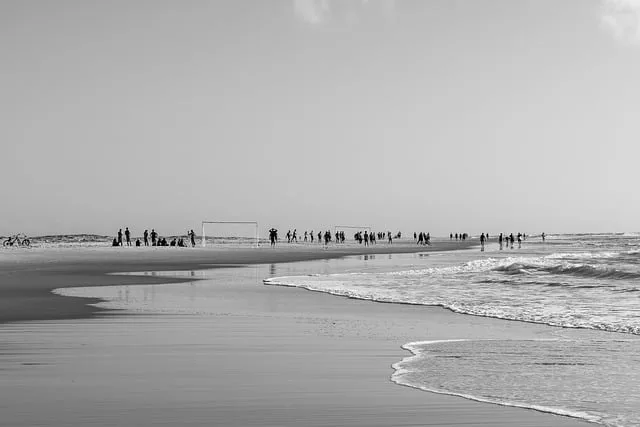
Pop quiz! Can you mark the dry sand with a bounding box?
[0,242,591,426]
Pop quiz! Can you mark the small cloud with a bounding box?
[294,0,331,25]
[602,0,640,44]
[293,0,395,27]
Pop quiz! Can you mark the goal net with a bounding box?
[334,225,372,241]
[201,221,259,247]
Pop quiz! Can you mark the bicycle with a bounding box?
[3,233,31,247]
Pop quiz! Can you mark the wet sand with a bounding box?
[0,242,591,426]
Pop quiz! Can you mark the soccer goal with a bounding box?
[334,225,372,240]
[201,221,259,248]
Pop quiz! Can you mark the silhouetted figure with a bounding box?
[112,238,118,247]
[364,231,369,246]
[318,231,322,242]
[304,231,308,242]
[143,230,149,246]
[541,232,546,242]
[517,233,522,249]
[310,230,314,243]
[499,233,503,250]
[125,227,131,246]
[151,229,157,246]
[269,228,278,247]
[509,233,514,249]
[292,229,297,243]
[286,230,291,243]
[189,229,196,247]
[135,239,141,247]
[480,233,485,251]
[388,231,392,244]
[117,229,123,246]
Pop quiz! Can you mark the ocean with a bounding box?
[264,234,640,427]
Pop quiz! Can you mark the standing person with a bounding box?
[286,230,291,243]
[269,228,278,247]
[292,229,298,243]
[517,233,522,249]
[151,229,157,246]
[480,233,485,251]
[388,231,392,244]
[509,233,514,249]
[143,230,149,246]
[310,231,314,243]
[125,227,131,246]
[304,231,308,242]
[117,229,123,246]
[542,232,546,242]
[189,229,196,247]
[498,233,503,250]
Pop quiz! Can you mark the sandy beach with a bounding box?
[0,241,591,426]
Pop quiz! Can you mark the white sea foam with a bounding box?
[391,339,611,426]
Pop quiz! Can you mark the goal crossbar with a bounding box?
[334,225,372,231]
[201,221,259,248]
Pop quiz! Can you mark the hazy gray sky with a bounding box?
[2,0,639,237]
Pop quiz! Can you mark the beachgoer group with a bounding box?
[112,228,198,248]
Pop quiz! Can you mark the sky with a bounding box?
[1,0,640,237]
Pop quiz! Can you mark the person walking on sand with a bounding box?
[117,229,123,246]
[480,232,485,252]
[125,227,131,246]
[143,229,149,246]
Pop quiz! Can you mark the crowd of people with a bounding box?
[267,229,402,247]
[112,227,544,252]
[112,228,197,248]
[478,232,534,251]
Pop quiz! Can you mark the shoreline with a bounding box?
[0,240,593,427]
[0,240,472,324]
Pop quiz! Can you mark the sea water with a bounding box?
[265,234,640,427]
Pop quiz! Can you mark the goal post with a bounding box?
[334,225,373,240]
[334,225,372,232]
[201,221,259,248]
